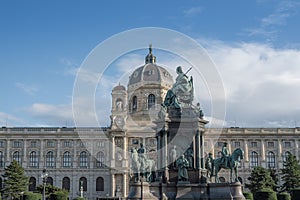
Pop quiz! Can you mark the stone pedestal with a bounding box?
[230,182,246,200]
[176,182,193,200]
[208,182,245,200]
[127,181,158,200]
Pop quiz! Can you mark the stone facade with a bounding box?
[0,47,299,199]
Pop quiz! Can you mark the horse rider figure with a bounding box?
[137,143,147,175]
[221,142,230,168]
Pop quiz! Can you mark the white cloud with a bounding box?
[245,0,300,39]
[26,103,74,126]
[202,39,300,127]
[183,7,203,17]
[15,82,38,95]
[0,112,25,126]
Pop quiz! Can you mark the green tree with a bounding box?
[246,166,276,194]
[1,160,29,199]
[36,184,68,199]
[269,168,280,192]
[281,153,300,193]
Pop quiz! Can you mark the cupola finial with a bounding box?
[145,44,156,64]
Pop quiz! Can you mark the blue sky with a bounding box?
[1,0,300,127]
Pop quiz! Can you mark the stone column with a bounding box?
[111,174,115,197]
[56,139,60,168]
[211,142,215,159]
[123,137,127,160]
[23,140,27,168]
[278,139,282,156]
[294,140,299,159]
[200,131,205,169]
[162,130,169,182]
[244,141,249,162]
[195,130,201,169]
[156,134,162,175]
[162,131,168,169]
[112,136,115,160]
[40,140,44,168]
[73,140,76,168]
[261,141,265,161]
[6,140,10,166]
[123,173,127,197]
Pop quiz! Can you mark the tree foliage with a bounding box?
[246,166,276,194]
[269,168,280,192]
[1,160,29,199]
[281,153,300,193]
[36,184,67,199]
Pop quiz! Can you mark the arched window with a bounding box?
[63,151,72,168]
[283,151,291,162]
[29,177,36,191]
[29,151,39,168]
[148,94,155,109]
[250,151,259,168]
[116,99,123,111]
[267,151,276,168]
[96,151,105,168]
[46,151,55,168]
[79,177,87,192]
[62,177,70,191]
[0,151,4,168]
[79,151,88,168]
[132,96,137,112]
[96,177,104,191]
[13,151,21,164]
[47,177,53,185]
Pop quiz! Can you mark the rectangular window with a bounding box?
[97,141,105,147]
[47,141,55,147]
[31,141,37,148]
[13,141,22,148]
[234,141,240,147]
[64,141,72,147]
[0,141,4,148]
[284,142,291,148]
[267,142,274,148]
[251,142,257,148]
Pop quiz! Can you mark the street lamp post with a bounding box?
[41,169,48,200]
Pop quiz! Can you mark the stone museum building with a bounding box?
[0,47,299,199]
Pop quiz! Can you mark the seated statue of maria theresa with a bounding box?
[163,66,194,109]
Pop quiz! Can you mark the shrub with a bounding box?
[73,198,87,200]
[49,190,69,200]
[290,188,300,200]
[243,192,254,200]
[254,188,277,200]
[24,192,42,200]
[277,192,291,200]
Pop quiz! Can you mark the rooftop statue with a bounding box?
[163,66,194,109]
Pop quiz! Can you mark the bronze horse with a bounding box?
[208,148,244,183]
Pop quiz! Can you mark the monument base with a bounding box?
[127,181,159,200]
[208,182,245,200]
[176,182,193,200]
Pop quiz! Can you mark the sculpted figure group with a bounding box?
[130,143,156,183]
